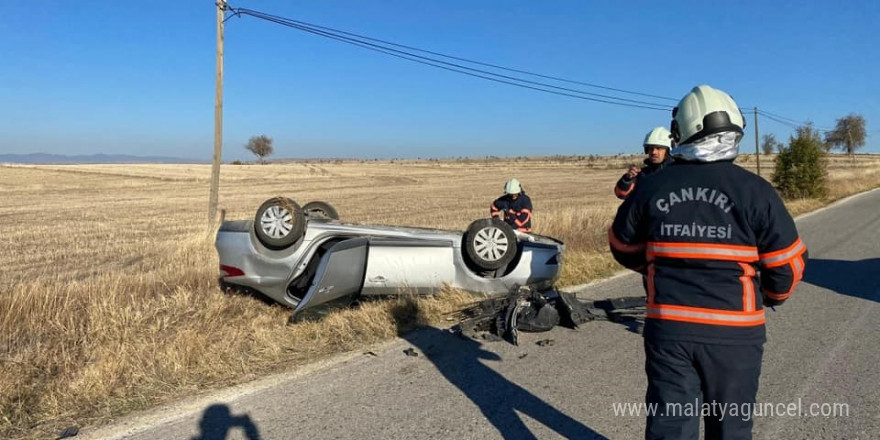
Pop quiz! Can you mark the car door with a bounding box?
[361,238,456,295]
[292,237,369,315]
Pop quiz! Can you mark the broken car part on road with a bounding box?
[453,285,646,345]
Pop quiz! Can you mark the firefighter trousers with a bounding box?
[644,339,764,440]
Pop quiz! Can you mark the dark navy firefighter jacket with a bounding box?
[491,193,533,232]
[609,160,806,344]
[614,155,673,199]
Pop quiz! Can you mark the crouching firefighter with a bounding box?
[491,178,533,232]
[615,127,674,199]
[609,85,807,440]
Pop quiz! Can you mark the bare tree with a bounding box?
[825,114,867,159]
[245,135,274,164]
[761,133,779,155]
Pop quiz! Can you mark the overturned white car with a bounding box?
[216,198,564,318]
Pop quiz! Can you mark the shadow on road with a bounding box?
[190,404,262,440]
[803,258,880,302]
[400,326,608,440]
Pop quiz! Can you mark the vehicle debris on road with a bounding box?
[453,285,646,345]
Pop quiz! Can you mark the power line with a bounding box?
[759,109,804,125]
[759,109,832,131]
[760,111,832,133]
[247,11,670,110]
[232,8,673,110]
[225,6,674,111]
[240,11,680,102]
[221,4,841,124]
[760,113,801,130]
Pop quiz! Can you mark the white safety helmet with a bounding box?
[671,85,746,145]
[504,178,522,195]
[643,127,673,151]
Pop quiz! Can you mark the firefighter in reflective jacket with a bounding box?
[491,178,533,232]
[609,85,807,440]
[614,127,674,199]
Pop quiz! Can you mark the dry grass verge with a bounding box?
[0,232,474,439]
[2,155,879,438]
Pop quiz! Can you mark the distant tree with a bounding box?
[824,114,867,159]
[244,135,273,164]
[773,124,828,199]
[761,133,780,155]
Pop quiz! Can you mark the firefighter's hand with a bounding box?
[625,166,641,179]
[763,297,785,308]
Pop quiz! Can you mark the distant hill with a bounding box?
[0,153,206,164]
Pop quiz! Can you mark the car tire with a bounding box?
[254,197,306,250]
[464,218,517,270]
[302,201,339,220]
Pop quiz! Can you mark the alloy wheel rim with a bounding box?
[473,226,509,261]
[260,205,294,239]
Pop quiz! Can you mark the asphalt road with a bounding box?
[85,189,880,440]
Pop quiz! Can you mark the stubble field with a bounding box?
[2,155,879,438]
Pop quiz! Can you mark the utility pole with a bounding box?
[753,107,761,177]
[209,0,226,224]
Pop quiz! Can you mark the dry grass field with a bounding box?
[2,154,880,438]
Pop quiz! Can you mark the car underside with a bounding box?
[215,198,565,318]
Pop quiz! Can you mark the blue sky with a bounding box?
[1,0,878,160]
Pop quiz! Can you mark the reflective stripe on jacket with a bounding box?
[614,156,673,200]
[609,160,806,344]
[490,193,533,232]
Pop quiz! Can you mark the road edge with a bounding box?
[78,186,880,440]
[79,338,404,440]
[793,187,880,221]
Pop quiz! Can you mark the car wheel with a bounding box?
[302,201,339,220]
[254,197,306,250]
[464,218,517,270]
